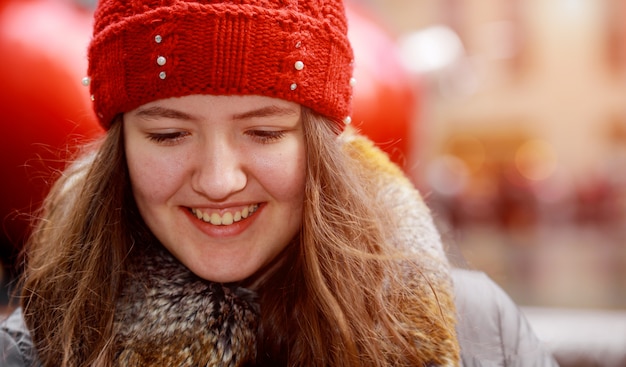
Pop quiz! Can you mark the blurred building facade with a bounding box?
[356,0,626,310]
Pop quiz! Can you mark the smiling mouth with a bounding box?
[190,204,259,226]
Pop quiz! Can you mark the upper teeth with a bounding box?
[191,204,259,226]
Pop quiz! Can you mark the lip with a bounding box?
[182,204,263,238]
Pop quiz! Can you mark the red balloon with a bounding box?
[347,2,420,166]
[0,0,103,249]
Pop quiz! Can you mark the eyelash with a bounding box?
[246,130,287,143]
[146,131,189,144]
[145,130,287,144]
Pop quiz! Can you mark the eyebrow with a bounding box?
[134,106,196,121]
[133,104,299,121]
[231,105,299,120]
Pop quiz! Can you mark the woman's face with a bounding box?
[124,94,306,282]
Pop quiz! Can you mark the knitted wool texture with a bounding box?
[87,0,354,129]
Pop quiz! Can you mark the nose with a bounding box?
[191,138,247,201]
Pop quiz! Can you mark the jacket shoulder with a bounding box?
[0,308,38,367]
[452,268,559,367]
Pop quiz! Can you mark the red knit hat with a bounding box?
[85,0,355,129]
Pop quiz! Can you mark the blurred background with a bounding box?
[349,0,626,365]
[359,0,626,311]
[1,0,625,365]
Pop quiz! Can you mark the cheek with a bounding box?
[126,147,189,204]
[252,143,307,203]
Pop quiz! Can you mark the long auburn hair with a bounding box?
[255,110,457,366]
[19,109,457,366]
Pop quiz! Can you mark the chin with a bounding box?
[192,264,257,284]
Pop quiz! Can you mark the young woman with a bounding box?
[0,0,557,366]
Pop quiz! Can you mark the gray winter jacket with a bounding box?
[0,268,557,366]
[452,269,558,366]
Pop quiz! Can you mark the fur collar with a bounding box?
[113,244,259,366]
[341,133,460,366]
[113,133,459,366]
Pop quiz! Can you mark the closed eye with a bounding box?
[246,130,287,144]
[146,131,190,144]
